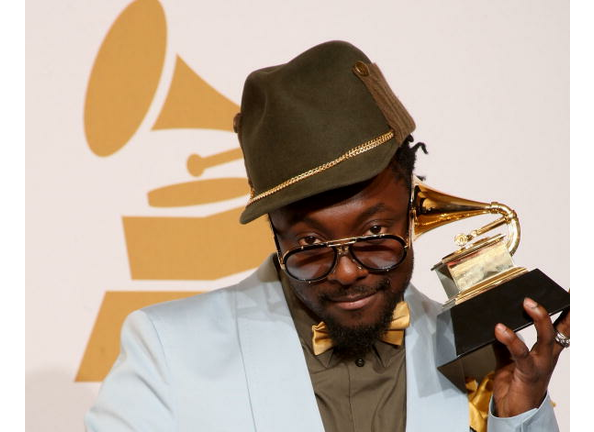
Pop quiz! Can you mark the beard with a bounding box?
[321,278,402,360]
[286,254,414,360]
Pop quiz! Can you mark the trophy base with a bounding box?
[443,266,528,308]
[435,268,570,391]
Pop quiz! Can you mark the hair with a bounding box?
[388,135,428,191]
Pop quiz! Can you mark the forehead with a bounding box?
[270,168,409,231]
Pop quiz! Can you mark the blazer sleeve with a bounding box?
[85,310,176,432]
[487,393,559,432]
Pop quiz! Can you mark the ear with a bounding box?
[267,215,284,261]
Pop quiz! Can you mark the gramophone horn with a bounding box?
[410,176,521,255]
[84,0,239,157]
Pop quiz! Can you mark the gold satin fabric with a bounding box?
[312,301,410,356]
[466,372,495,432]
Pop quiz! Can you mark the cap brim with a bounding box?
[239,135,400,224]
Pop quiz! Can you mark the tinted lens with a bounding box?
[285,246,335,281]
[351,236,405,270]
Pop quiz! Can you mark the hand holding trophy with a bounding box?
[410,176,570,415]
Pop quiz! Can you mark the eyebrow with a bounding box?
[355,203,391,225]
[287,202,393,232]
[293,214,327,232]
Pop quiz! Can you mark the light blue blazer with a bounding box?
[85,256,558,431]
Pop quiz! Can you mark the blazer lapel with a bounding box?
[235,257,325,432]
[404,284,469,431]
[236,260,469,432]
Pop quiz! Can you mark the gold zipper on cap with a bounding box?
[246,129,395,206]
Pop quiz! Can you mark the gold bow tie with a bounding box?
[311,301,410,356]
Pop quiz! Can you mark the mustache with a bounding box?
[319,278,391,303]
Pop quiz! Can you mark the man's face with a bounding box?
[270,168,414,335]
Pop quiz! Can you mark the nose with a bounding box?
[326,247,368,285]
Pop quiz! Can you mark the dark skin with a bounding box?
[493,300,570,417]
[270,167,570,418]
[270,168,413,331]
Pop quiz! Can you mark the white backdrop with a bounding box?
[26,0,569,430]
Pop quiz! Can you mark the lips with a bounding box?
[330,291,379,311]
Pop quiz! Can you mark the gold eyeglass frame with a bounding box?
[276,233,409,282]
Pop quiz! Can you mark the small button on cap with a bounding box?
[353,61,369,77]
[355,358,365,367]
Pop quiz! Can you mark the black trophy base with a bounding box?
[435,268,569,391]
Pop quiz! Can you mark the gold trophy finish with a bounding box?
[409,177,569,389]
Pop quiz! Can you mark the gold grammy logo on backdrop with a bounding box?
[77,0,272,381]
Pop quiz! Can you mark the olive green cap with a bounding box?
[235,41,415,224]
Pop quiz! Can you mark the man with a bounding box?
[86,41,570,431]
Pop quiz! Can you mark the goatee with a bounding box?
[323,278,401,359]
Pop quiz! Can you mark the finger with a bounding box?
[495,323,531,369]
[553,309,570,357]
[523,297,556,356]
[554,309,570,337]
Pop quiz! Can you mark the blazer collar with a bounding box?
[404,285,469,431]
[235,256,468,431]
[235,256,325,432]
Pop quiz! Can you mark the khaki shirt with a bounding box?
[278,266,407,432]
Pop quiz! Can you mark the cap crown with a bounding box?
[236,41,415,223]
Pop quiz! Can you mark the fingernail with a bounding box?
[524,297,538,309]
[496,323,507,333]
